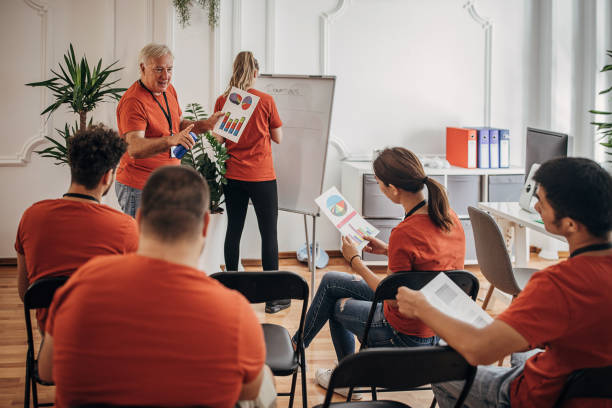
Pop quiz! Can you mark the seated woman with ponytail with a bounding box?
[294,147,466,397]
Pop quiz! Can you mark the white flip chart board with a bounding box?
[256,75,336,215]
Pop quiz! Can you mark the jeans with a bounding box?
[432,349,542,408]
[115,181,142,218]
[294,271,437,362]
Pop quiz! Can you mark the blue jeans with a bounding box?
[432,349,542,408]
[115,181,142,218]
[294,271,436,362]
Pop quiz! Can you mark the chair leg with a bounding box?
[24,353,31,408]
[372,386,377,400]
[482,285,495,310]
[31,376,39,408]
[300,360,307,408]
[430,397,437,408]
[288,370,298,408]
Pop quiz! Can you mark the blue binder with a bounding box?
[498,129,510,168]
[489,129,500,168]
[471,128,490,169]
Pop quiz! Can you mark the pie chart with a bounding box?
[229,93,242,105]
[326,195,347,217]
[242,96,253,110]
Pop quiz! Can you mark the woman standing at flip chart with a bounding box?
[214,51,286,313]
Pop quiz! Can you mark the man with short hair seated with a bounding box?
[15,125,138,332]
[396,157,612,408]
[38,165,272,408]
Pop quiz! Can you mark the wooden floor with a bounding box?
[0,255,558,407]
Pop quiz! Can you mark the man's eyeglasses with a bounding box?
[150,67,173,75]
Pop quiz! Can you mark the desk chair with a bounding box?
[352,270,479,402]
[23,276,69,408]
[211,271,308,408]
[553,365,612,407]
[468,206,537,309]
[313,346,476,408]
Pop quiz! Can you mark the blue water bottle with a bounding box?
[172,132,198,159]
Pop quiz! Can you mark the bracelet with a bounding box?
[349,254,361,267]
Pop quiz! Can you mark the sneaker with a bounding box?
[315,367,363,400]
[265,299,291,314]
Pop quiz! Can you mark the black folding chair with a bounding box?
[23,276,69,408]
[211,271,309,408]
[352,270,479,402]
[553,365,612,407]
[313,346,477,408]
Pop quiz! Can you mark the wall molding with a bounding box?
[232,0,242,57]
[0,0,50,166]
[463,0,492,127]
[265,0,276,73]
[319,0,351,75]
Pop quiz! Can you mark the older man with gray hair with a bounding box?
[115,43,223,217]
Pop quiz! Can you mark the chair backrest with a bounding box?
[468,206,521,295]
[553,366,612,407]
[360,270,478,348]
[373,270,480,304]
[322,346,477,408]
[210,271,309,303]
[23,276,70,311]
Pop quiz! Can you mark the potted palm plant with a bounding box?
[181,102,229,274]
[26,43,126,165]
[590,49,612,172]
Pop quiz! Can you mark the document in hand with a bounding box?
[421,273,493,329]
[315,186,380,251]
[213,87,260,143]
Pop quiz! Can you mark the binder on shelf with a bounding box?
[498,129,510,168]
[467,127,490,168]
[489,128,500,168]
[446,127,477,169]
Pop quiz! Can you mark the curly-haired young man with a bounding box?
[15,124,139,332]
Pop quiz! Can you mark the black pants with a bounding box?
[224,179,279,271]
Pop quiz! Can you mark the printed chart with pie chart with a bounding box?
[326,195,348,217]
[213,87,260,143]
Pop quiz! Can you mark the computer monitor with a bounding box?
[525,127,568,179]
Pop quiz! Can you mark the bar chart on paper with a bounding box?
[213,87,260,143]
[315,187,380,250]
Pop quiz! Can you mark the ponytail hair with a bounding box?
[373,147,454,232]
[224,51,259,97]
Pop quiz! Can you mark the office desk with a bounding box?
[478,202,565,268]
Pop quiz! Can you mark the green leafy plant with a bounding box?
[590,50,612,151]
[25,43,126,165]
[181,103,228,213]
[173,0,219,28]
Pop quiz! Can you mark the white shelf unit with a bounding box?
[341,161,525,266]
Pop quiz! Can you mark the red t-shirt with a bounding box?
[47,254,266,408]
[497,255,612,408]
[14,199,139,331]
[214,88,282,181]
[116,81,183,190]
[384,211,465,337]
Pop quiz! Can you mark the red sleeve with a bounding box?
[118,97,148,135]
[387,228,414,272]
[14,212,27,255]
[497,267,570,347]
[236,293,265,382]
[214,96,224,113]
[268,97,282,129]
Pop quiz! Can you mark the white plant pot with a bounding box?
[198,210,227,275]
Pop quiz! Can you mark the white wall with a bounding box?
[1,0,607,259]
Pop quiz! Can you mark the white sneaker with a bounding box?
[315,367,363,400]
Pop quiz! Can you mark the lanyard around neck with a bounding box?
[569,242,612,258]
[138,80,173,135]
[63,193,100,203]
[404,200,426,219]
